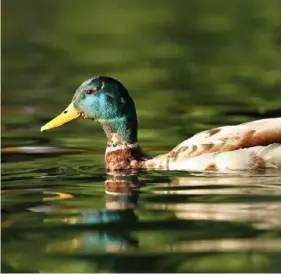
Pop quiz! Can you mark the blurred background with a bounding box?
[3,0,281,148]
[2,0,281,273]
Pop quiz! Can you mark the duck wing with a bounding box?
[169,118,281,160]
[148,118,281,172]
[167,143,281,172]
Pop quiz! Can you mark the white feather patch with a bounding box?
[106,143,139,153]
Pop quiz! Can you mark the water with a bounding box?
[2,0,281,272]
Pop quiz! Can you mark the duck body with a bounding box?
[146,118,281,172]
[41,76,281,173]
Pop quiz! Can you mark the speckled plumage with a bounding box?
[41,76,281,173]
[105,144,149,170]
[146,118,281,172]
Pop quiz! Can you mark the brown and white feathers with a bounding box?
[145,118,281,172]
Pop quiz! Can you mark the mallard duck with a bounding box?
[41,76,281,172]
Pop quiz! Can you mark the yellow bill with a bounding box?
[41,101,81,132]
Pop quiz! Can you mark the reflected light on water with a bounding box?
[160,239,281,253]
[145,202,281,229]
[45,231,137,253]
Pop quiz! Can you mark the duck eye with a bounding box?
[86,88,97,95]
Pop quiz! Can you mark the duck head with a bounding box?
[41,76,138,146]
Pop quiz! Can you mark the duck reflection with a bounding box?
[45,170,141,253]
[27,170,281,255]
[104,170,140,210]
[145,174,281,229]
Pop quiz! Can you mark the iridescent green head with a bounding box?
[41,76,138,146]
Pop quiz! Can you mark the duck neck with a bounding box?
[101,115,138,147]
[101,116,150,170]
